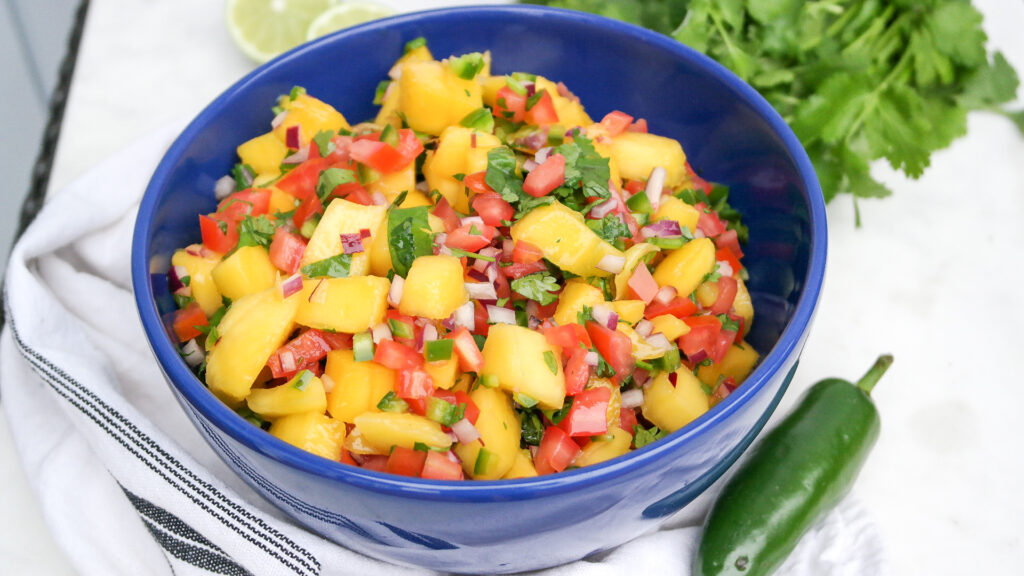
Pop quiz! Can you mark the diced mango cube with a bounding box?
[325,350,395,423]
[502,448,539,479]
[269,411,346,460]
[573,427,632,467]
[398,60,483,136]
[211,245,278,301]
[375,44,434,127]
[422,126,501,212]
[653,238,716,298]
[553,280,605,326]
[654,196,701,234]
[424,356,460,390]
[172,246,223,315]
[733,277,754,330]
[398,255,468,320]
[367,162,415,202]
[609,131,687,188]
[301,198,386,275]
[481,324,565,410]
[650,314,690,341]
[246,374,327,419]
[237,132,288,176]
[353,412,452,452]
[454,386,520,480]
[696,341,760,389]
[642,369,710,433]
[273,93,349,147]
[295,276,389,333]
[608,300,645,325]
[510,201,624,277]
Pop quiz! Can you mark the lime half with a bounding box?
[227,0,337,64]
[306,2,396,41]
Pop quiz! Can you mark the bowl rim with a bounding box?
[132,4,826,501]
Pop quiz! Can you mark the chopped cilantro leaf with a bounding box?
[511,273,559,305]
[301,254,353,278]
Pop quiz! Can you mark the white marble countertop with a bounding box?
[3,0,1023,574]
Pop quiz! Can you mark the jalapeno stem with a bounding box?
[856,354,893,396]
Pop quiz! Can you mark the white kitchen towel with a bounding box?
[1,124,887,576]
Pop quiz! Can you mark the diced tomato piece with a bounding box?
[339,450,358,466]
[599,110,634,136]
[172,302,208,342]
[627,264,660,304]
[709,276,738,315]
[697,204,727,237]
[512,240,544,264]
[420,450,464,480]
[463,171,494,195]
[716,246,743,278]
[710,328,738,364]
[715,229,744,259]
[452,390,480,425]
[573,324,593,349]
[501,261,548,279]
[472,300,490,337]
[620,406,638,435]
[534,426,582,475]
[331,181,372,205]
[544,324,580,350]
[494,86,527,123]
[445,223,495,252]
[679,315,723,360]
[268,228,306,274]
[217,189,270,221]
[199,214,238,254]
[627,118,648,133]
[318,134,353,164]
[558,386,611,437]
[386,446,427,477]
[493,265,512,299]
[447,327,484,372]
[471,191,513,226]
[359,455,389,472]
[686,162,713,195]
[396,368,434,400]
[586,322,634,383]
[525,90,559,125]
[292,193,323,228]
[523,153,566,197]
[432,196,461,233]
[350,129,423,174]
[623,179,645,196]
[563,348,590,396]
[374,339,423,371]
[644,296,698,320]
[275,158,329,199]
[267,329,333,379]
[320,331,353,350]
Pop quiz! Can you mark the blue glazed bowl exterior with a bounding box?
[132,6,826,574]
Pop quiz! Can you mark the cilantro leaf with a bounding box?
[317,167,357,203]
[234,215,277,251]
[586,214,631,244]
[510,273,560,305]
[301,254,353,278]
[387,206,433,277]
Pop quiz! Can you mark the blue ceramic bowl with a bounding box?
[132,6,826,574]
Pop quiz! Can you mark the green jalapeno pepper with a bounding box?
[695,355,893,576]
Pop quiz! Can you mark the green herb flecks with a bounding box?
[387,205,434,277]
[301,253,353,278]
[511,273,560,306]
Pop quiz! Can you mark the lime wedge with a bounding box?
[227,0,337,64]
[306,3,397,41]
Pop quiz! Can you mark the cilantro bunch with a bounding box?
[524,0,1021,205]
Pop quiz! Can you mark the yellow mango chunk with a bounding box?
[588,377,620,430]
[206,287,300,404]
[301,198,386,275]
[614,242,660,300]
[535,76,592,128]
[270,411,346,460]
[510,201,624,277]
[651,314,690,341]
[367,162,415,201]
[654,196,701,234]
[398,60,483,136]
[609,131,688,188]
[295,276,389,333]
[642,369,710,433]
[273,93,349,147]
[608,300,645,325]
[553,280,605,326]
[574,427,632,468]
[353,412,452,452]
[422,126,501,212]
[425,356,460,390]
[325,350,395,423]
[733,277,754,330]
[172,246,223,316]
[399,255,468,320]
[653,238,716,298]
[502,449,539,479]
[237,132,288,176]
[617,324,665,361]
[454,386,521,480]
[246,373,327,419]
[375,44,434,127]
[268,188,298,215]
[481,324,565,410]
[211,245,277,301]
[696,341,760,389]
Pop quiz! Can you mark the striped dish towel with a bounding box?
[0,124,886,576]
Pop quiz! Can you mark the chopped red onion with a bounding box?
[522,159,540,173]
[556,81,580,103]
[286,125,301,149]
[502,238,515,259]
[716,260,735,278]
[524,82,537,97]
[415,180,430,192]
[438,244,453,257]
[584,351,599,366]
[470,132,478,148]
[445,449,461,464]
[486,265,498,283]
[281,273,303,298]
[640,220,683,239]
[388,275,404,307]
[591,305,618,330]
[487,305,516,325]
[453,301,475,330]
[635,319,654,338]
[271,110,288,130]
[280,350,297,373]
[371,192,387,206]
[451,418,481,444]
[213,175,235,200]
[467,268,489,283]
[514,129,549,152]
[359,228,372,239]
[654,285,677,305]
[528,315,541,329]
[694,229,707,239]
[283,146,310,165]
[645,166,667,210]
[620,388,645,410]
[596,254,625,274]
[534,146,552,164]
[688,349,708,365]
[435,232,448,247]
[633,368,651,388]
[174,285,192,298]
[181,339,204,367]
[646,333,675,353]
[460,215,485,228]
[320,373,336,394]
[340,233,365,254]
[478,246,501,260]
[422,324,438,344]
[465,282,497,301]
[308,279,328,304]
[168,265,189,293]
[589,198,617,219]
[372,322,393,344]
